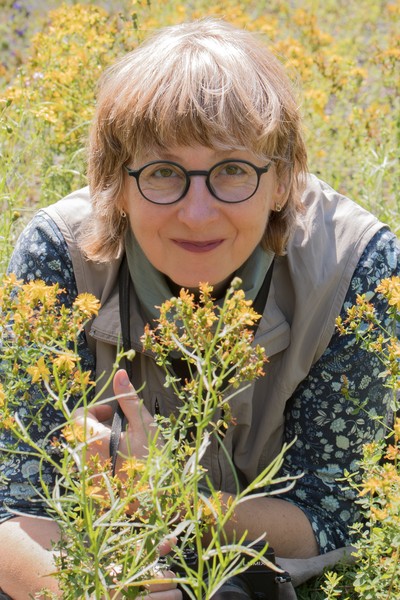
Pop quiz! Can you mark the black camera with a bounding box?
[168,542,290,600]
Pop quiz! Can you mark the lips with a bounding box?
[173,239,224,253]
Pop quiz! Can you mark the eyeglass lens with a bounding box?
[138,161,260,204]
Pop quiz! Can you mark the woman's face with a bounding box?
[123,145,285,293]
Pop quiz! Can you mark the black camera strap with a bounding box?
[110,254,274,475]
[110,254,135,475]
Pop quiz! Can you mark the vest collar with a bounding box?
[89,272,290,358]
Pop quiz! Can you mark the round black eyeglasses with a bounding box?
[124,159,272,205]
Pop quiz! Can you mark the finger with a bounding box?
[74,404,113,423]
[72,408,111,444]
[73,408,107,432]
[145,589,182,599]
[146,570,178,592]
[158,537,178,557]
[113,369,153,429]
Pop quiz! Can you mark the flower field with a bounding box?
[0,1,399,598]
[0,0,399,273]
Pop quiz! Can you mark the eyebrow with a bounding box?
[142,148,252,163]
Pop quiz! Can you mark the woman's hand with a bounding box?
[138,538,182,599]
[73,374,182,599]
[107,538,182,600]
[141,584,182,599]
[73,368,157,475]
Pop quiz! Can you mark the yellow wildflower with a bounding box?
[72,369,94,388]
[0,273,21,290]
[385,444,399,461]
[359,476,383,496]
[73,293,101,318]
[0,415,15,429]
[370,506,389,521]
[376,276,400,311]
[53,352,78,372]
[199,491,223,525]
[23,280,59,305]
[27,356,50,383]
[85,484,108,505]
[120,457,146,478]
[62,423,86,444]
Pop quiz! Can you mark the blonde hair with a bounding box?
[81,18,307,261]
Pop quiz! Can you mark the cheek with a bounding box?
[127,205,170,266]
[129,214,154,245]
[247,207,271,249]
[127,195,161,235]
[239,204,270,237]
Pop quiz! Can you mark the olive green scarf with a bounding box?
[125,229,274,324]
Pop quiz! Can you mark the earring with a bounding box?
[275,203,282,213]
[120,209,126,218]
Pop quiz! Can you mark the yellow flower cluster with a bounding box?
[354,421,400,575]
[336,277,399,390]
[376,276,400,312]
[337,273,400,595]
[0,383,14,430]
[4,5,123,151]
[143,279,267,438]
[0,276,99,404]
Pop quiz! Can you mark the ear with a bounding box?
[119,201,127,215]
[273,181,289,210]
[118,186,129,216]
[276,182,287,198]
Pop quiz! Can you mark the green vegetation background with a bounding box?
[0,1,399,597]
[1,0,399,276]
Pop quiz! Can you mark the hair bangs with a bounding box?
[113,38,284,161]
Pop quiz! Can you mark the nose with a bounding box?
[177,176,219,227]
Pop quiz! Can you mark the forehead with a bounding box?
[134,144,263,165]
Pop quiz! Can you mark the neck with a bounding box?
[166,276,232,300]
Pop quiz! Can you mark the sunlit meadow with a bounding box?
[0,1,399,598]
[0,0,398,273]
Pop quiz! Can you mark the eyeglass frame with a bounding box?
[124,158,273,205]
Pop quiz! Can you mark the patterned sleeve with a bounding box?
[7,210,78,295]
[279,228,400,553]
[0,212,95,522]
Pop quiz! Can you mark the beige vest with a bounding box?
[44,175,384,493]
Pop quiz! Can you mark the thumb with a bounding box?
[113,369,154,430]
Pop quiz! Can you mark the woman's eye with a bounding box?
[221,164,245,176]
[153,167,176,178]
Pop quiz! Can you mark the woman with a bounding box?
[0,18,398,599]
